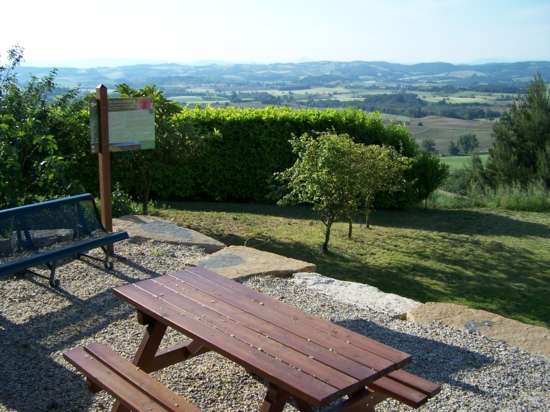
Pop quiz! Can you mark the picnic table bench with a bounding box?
[0,193,128,287]
[65,267,440,411]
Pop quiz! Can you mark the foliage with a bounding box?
[111,182,141,217]
[275,133,409,251]
[169,106,418,203]
[487,74,550,188]
[412,152,450,208]
[421,138,437,153]
[457,133,479,154]
[448,140,460,155]
[0,47,83,208]
[111,84,182,214]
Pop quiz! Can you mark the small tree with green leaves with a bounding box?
[413,152,450,208]
[275,132,410,252]
[275,132,363,252]
[354,145,411,231]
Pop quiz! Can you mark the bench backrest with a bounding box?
[0,194,106,264]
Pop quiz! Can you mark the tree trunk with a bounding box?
[322,221,332,253]
[365,211,371,229]
[424,197,428,209]
[348,219,353,239]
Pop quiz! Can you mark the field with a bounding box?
[441,154,489,171]
[156,203,550,327]
[405,116,494,152]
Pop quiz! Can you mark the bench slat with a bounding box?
[84,343,201,412]
[64,347,172,412]
[369,376,429,408]
[388,369,441,396]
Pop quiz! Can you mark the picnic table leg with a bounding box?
[111,313,167,412]
[260,384,290,412]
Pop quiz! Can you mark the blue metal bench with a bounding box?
[0,193,129,287]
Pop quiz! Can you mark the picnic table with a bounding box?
[90,267,438,411]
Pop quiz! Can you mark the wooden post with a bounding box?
[96,84,112,234]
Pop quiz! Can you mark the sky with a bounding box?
[2,0,550,67]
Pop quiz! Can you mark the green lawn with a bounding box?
[156,203,550,327]
[441,154,489,171]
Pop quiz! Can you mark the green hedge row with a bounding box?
[110,106,419,203]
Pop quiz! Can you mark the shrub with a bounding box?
[111,183,141,217]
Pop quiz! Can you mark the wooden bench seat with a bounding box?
[369,369,441,408]
[64,343,201,412]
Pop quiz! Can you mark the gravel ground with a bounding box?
[0,238,548,412]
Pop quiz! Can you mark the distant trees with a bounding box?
[486,73,550,188]
[448,134,478,155]
[449,141,460,155]
[457,133,479,154]
[421,138,437,153]
[275,133,410,252]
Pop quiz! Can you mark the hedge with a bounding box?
[124,106,420,202]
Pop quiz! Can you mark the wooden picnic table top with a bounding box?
[113,267,412,407]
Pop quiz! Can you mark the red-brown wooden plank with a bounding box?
[369,376,428,408]
[64,347,173,412]
[139,278,357,390]
[113,283,337,405]
[156,274,380,382]
[387,370,441,396]
[84,343,201,412]
[174,268,409,372]
[184,267,410,364]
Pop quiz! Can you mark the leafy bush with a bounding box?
[111,183,141,217]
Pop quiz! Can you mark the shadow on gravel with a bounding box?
[0,255,162,412]
[336,318,492,395]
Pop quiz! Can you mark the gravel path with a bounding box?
[0,239,548,411]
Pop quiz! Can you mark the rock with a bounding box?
[407,302,550,358]
[113,215,225,253]
[291,272,421,318]
[197,246,315,280]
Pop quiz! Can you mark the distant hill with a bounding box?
[16,61,550,91]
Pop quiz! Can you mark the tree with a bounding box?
[354,145,410,231]
[457,133,479,154]
[421,138,437,154]
[449,140,460,155]
[275,132,409,252]
[413,152,450,208]
[0,46,81,208]
[114,84,181,214]
[487,73,550,188]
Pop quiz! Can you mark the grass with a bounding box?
[155,202,550,327]
[441,154,489,171]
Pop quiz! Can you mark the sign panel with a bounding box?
[90,97,155,152]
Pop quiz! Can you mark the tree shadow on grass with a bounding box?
[160,202,550,238]
[206,231,550,326]
[334,318,491,395]
[369,208,550,238]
